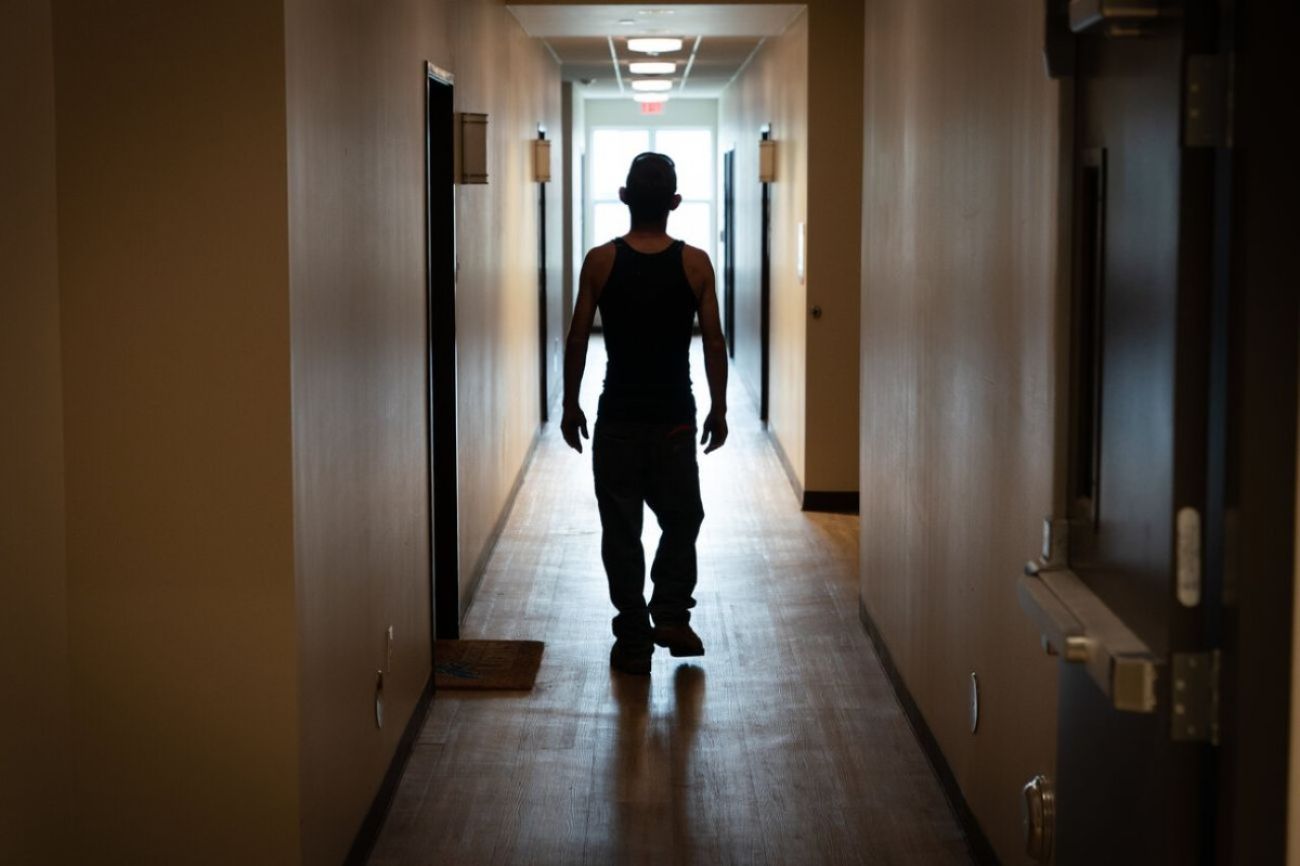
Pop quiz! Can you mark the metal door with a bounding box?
[1018,3,1227,862]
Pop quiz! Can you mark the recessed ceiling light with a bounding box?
[617,18,636,25]
[627,37,682,54]
[637,8,675,14]
[631,79,673,92]
[633,93,669,103]
[628,61,676,75]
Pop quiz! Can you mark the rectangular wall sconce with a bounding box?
[533,138,552,183]
[457,112,488,184]
[758,139,777,183]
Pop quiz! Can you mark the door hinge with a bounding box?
[1185,54,1233,149]
[1171,650,1221,744]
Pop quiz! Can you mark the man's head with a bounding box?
[619,152,681,225]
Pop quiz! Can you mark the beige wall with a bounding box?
[9,0,560,862]
[454,0,564,610]
[858,1,1061,863]
[284,0,561,861]
[0,2,70,862]
[803,1,862,493]
[454,0,561,613]
[51,2,301,863]
[283,2,447,863]
[721,3,860,498]
[721,10,809,489]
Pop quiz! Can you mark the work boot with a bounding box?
[610,641,653,675]
[652,623,705,657]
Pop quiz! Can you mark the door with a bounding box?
[1017,5,1224,863]
[426,64,460,640]
[538,127,550,424]
[759,126,772,424]
[723,148,736,359]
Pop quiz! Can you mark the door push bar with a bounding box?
[1017,525,1159,713]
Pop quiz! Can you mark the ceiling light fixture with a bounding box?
[631,79,673,92]
[633,93,669,103]
[617,18,636,25]
[627,37,682,54]
[628,61,676,75]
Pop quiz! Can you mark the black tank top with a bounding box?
[596,237,698,423]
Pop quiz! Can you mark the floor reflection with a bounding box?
[608,663,706,863]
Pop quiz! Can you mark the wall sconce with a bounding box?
[533,138,552,183]
[758,138,776,183]
[457,112,488,184]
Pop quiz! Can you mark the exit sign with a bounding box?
[640,101,665,115]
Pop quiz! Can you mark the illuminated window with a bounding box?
[586,126,715,254]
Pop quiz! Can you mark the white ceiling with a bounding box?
[508,5,804,99]
[507,4,805,38]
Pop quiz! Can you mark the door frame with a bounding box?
[426,62,460,641]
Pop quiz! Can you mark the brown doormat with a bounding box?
[433,639,545,690]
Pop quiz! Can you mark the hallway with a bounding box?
[370,340,970,865]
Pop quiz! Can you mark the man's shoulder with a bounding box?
[680,243,714,290]
[581,242,618,294]
[680,242,712,265]
[584,241,617,263]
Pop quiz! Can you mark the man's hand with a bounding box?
[561,404,589,453]
[701,409,728,454]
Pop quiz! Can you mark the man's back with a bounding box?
[597,237,697,424]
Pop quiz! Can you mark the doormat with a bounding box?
[434,640,545,691]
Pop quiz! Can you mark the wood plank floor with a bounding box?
[369,338,971,865]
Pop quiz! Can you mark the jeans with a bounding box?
[592,418,705,649]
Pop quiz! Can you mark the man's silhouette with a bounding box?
[561,152,729,676]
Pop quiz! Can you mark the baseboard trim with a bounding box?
[857,598,1000,866]
[459,426,543,625]
[765,427,804,505]
[343,673,435,866]
[802,490,859,514]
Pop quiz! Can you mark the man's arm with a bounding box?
[561,245,614,453]
[687,247,729,454]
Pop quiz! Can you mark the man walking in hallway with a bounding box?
[561,152,729,676]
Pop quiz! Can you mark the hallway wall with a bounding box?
[284,0,561,862]
[5,1,560,862]
[803,1,862,495]
[452,0,564,612]
[283,3,449,863]
[50,2,301,862]
[721,2,862,501]
[720,9,808,490]
[0,2,70,862]
[858,1,1062,863]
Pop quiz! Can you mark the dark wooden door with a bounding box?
[759,127,772,424]
[426,65,460,641]
[723,148,736,359]
[538,129,549,424]
[1020,5,1226,863]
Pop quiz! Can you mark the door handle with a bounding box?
[1018,562,1159,713]
[1068,0,1166,35]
